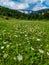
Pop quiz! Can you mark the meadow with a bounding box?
[0,17,49,65]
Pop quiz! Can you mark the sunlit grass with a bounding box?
[0,17,49,65]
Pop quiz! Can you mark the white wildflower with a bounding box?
[30,28,32,31]
[8,32,10,35]
[47,52,49,55]
[1,46,4,49]
[20,32,23,34]
[16,44,18,46]
[31,47,34,50]
[33,37,35,39]
[10,43,12,44]
[3,53,8,58]
[18,44,21,46]
[38,49,44,53]
[6,45,10,48]
[17,54,23,61]
[24,31,26,33]
[27,40,30,43]
[36,38,41,41]
[13,57,16,60]
[3,41,7,44]
[14,35,18,37]
[25,34,27,37]
[3,41,8,44]
[2,30,6,33]
[28,42,30,44]
[40,44,43,47]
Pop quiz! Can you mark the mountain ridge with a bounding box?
[0,6,49,20]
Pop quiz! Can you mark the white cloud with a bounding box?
[21,0,38,3]
[40,0,45,3]
[33,6,47,11]
[32,0,48,11]
[45,0,49,6]
[0,0,29,9]
[0,0,49,12]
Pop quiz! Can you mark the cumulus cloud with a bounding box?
[0,0,29,9]
[32,0,48,11]
[45,0,49,6]
[0,0,49,11]
[33,5,47,11]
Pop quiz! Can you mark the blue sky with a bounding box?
[0,0,49,11]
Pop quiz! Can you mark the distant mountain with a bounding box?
[0,6,23,15]
[0,6,30,19]
[0,6,49,20]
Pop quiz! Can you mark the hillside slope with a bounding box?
[0,6,49,20]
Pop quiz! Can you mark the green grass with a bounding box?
[0,17,49,65]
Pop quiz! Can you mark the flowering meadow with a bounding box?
[0,17,49,65]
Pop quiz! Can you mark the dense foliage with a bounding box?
[0,6,49,20]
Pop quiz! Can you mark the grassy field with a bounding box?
[0,17,49,65]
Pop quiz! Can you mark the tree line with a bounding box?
[0,6,49,20]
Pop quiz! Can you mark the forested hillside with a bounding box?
[0,6,49,20]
